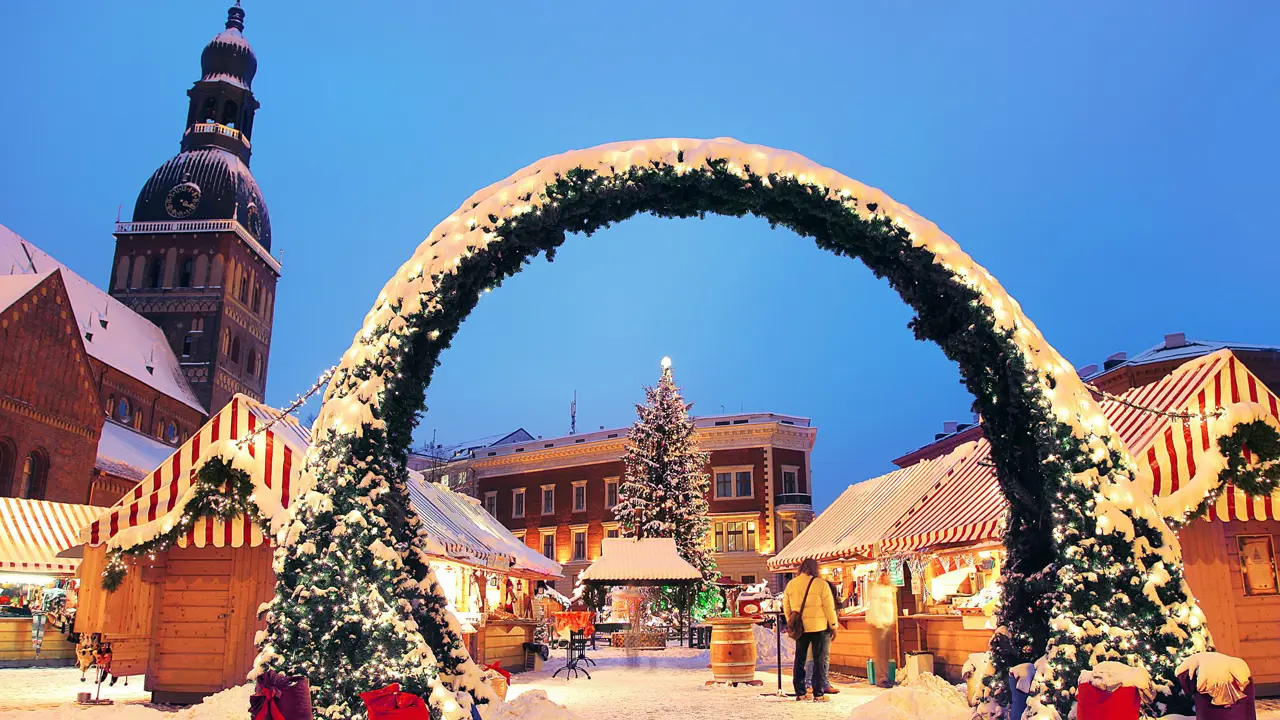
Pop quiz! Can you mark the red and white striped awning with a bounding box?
[84,394,311,550]
[768,443,976,570]
[1104,349,1280,522]
[788,349,1280,564]
[1,497,102,575]
[879,442,1006,554]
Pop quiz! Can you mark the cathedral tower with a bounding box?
[109,3,278,414]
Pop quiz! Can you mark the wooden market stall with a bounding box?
[771,348,1280,693]
[0,497,99,666]
[74,393,560,703]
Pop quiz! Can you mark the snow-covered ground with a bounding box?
[505,645,881,720]
[3,653,1278,720]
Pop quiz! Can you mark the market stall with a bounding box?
[74,393,560,703]
[578,537,702,652]
[0,496,99,667]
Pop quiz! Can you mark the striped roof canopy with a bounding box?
[84,394,310,550]
[1,497,102,575]
[768,443,977,569]
[777,349,1280,567]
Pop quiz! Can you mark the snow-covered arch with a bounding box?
[263,139,1219,719]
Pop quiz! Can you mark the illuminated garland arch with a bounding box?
[260,139,1223,719]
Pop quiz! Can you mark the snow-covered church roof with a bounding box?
[0,224,205,412]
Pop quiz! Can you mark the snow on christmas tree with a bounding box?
[614,357,720,605]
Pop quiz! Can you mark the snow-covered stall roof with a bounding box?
[1,497,102,575]
[0,224,205,413]
[579,537,701,585]
[407,474,561,578]
[786,349,1280,566]
[95,421,179,482]
[84,394,310,549]
[768,444,978,570]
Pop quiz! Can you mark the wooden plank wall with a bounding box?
[830,619,885,677]
[0,619,77,664]
[1180,518,1280,692]
[899,616,991,681]
[74,545,156,676]
[147,544,276,700]
[479,623,532,671]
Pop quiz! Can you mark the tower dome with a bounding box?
[200,3,257,89]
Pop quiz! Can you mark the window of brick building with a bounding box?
[781,466,799,494]
[604,525,620,540]
[713,520,757,553]
[572,529,587,561]
[17,450,48,500]
[605,478,619,508]
[483,491,498,518]
[512,488,525,518]
[572,481,586,512]
[541,531,556,560]
[541,484,555,515]
[713,467,753,499]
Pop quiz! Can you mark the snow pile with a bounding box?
[481,690,581,720]
[1079,661,1154,701]
[753,623,795,666]
[848,672,969,720]
[1176,652,1252,706]
[962,652,993,706]
[184,684,255,720]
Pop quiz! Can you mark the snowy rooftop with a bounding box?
[467,412,812,460]
[579,537,702,585]
[0,224,206,412]
[95,421,178,481]
[1088,335,1280,378]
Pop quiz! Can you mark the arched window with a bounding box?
[113,256,130,290]
[116,397,132,424]
[178,257,194,287]
[148,257,164,289]
[18,450,48,500]
[165,422,179,445]
[181,334,195,358]
[230,336,241,363]
[201,97,217,123]
[105,393,116,416]
[221,100,239,128]
[251,285,262,313]
[0,438,16,497]
[238,271,250,303]
[133,411,144,431]
[247,348,259,377]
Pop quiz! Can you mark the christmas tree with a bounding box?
[614,358,720,611]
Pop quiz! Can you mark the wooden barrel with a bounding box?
[707,617,758,683]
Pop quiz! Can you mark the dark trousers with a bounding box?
[794,630,831,697]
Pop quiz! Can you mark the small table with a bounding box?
[551,612,596,680]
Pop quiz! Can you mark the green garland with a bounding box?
[101,457,265,591]
[1180,420,1280,523]
[265,151,1255,718]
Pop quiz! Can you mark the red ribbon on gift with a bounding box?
[254,687,286,720]
[485,661,511,682]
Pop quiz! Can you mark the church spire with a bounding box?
[225,2,246,32]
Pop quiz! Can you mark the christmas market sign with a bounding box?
[259,138,1280,720]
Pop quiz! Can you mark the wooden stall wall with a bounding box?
[146,544,276,704]
[899,616,992,681]
[478,622,533,670]
[1181,519,1280,694]
[830,618,884,677]
[75,545,157,675]
[0,618,77,666]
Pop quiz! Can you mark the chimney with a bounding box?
[1077,363,1099,379]
[943,421,960,434]
[1164,332,1187,350]
[1103,352,1127,371]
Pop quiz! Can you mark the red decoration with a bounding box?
[1076,683,1140,720]
[553,611,594,638]
[485,661,512,682]
[251,671,313,720]
[360,683,432,720]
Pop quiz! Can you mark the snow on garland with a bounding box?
[273,138,1244,719]
[1153,403,1280,525]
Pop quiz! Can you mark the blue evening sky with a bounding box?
[2,2,1276,512]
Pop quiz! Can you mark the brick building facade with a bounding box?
[451,413,818,594]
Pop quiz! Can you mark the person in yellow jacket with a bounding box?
[783,558,838,701]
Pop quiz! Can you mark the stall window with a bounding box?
[541,484,555,515]
[511,489,525,518]
[605,477,619,508]
[483,491,497,518]
[541,531,556,560]
[572,481,587,512]
[572,530,587,561]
